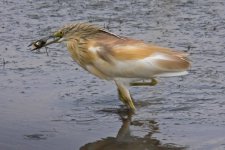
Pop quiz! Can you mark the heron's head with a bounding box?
[29,23,101,50]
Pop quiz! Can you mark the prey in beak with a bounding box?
[28,35,62,51]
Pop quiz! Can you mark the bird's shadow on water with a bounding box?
[80,108,187,150]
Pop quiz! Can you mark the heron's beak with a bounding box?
[28,35,62,51]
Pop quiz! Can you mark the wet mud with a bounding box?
[0,0,225,149]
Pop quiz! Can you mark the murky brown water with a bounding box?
[1,0,225,149]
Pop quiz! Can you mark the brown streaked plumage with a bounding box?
[30,23,191,112]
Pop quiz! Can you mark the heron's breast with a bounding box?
[67,39,99,70]
[67,40,79,61]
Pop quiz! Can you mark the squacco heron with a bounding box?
[30,23,191,112]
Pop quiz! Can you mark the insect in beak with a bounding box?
[28,35,61,51]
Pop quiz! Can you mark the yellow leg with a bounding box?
[115,81,136,112]
[130,78,158,86]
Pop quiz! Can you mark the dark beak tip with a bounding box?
[30,48,38,51]
[28,43,32,47]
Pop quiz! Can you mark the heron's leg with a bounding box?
[130,78,158,86]
[115,81,136,112]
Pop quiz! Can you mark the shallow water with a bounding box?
[1,0,225,149]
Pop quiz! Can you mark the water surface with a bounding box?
[0,0,225,149]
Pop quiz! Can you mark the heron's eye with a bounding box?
[54,31,63,38]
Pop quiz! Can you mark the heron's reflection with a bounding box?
[80,109,186,150]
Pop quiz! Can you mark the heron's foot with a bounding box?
[117,88,136,113]
[130,78,158,86]
[150,78,158,86]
